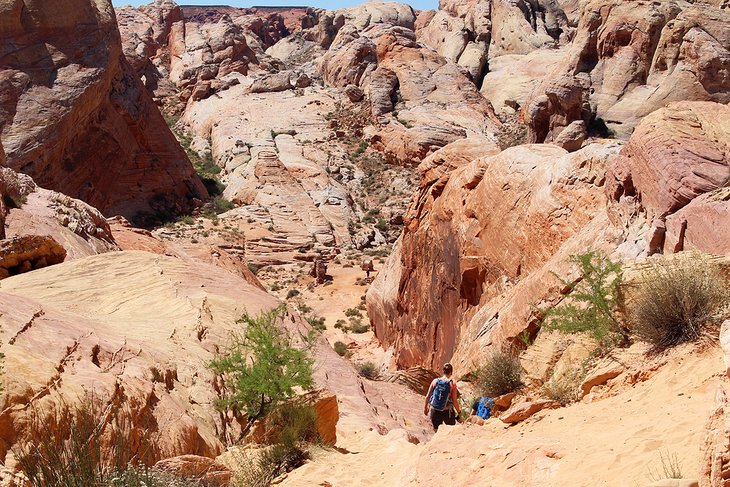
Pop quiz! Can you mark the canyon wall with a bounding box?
[0,0,207,224]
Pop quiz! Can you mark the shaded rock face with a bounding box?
[0,0,207,224]
[0,235,66,279]
[367,141,620,369]
[0,165,118,260]
[607,101,730,256]
[522,0,730,141]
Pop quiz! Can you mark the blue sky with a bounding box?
[112,0,438,9]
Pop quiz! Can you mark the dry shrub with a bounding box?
[627,254,729,352]
[541,367,584,406]
[12,394,191,487]
[475,350,522,397]
[233,404,319,487]
[357,361,379,380]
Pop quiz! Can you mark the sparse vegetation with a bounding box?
[286,289,300,299]
[541,367,584,406]
[357,361,379,380]
[542,251,626,349]
[232,403,320,487]
[333,341,348,357]
[647,451,683,481]
[13,395,195,487]
[247,263,260,275]
[209,307,314,439]
[349,320,369,334]
[344,308,362,318]
[627,254,729,352]
[475,350,522,397]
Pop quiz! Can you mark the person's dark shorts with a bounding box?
[429,407,456,430]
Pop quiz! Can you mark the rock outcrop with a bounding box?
[607,101,730,256]
[522,0,730,141]
[0,0,207,224]
[368,141,621,369]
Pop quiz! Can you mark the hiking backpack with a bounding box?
[430,378,452,410]
[476,397,494,420]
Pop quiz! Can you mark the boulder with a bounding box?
[607,101,730,255]
[368,142,621,369]
[500,399,561,424]
[552,120,587,152]
[154,455,231,487]
[698,386,730,487]
[523,0,730,140]
[580,361,624,396]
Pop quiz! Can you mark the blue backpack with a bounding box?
[430,378,452,410]
[476,397,494,419]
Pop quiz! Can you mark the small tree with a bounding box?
[542,251,626,347]
[210,307,314,439]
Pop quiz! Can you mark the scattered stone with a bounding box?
[500,399,561,424]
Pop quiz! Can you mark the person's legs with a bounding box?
[430,409,450,430]
[444,408,457,426]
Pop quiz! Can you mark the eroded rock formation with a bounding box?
[522,0,730,141]
[0,0,207,224]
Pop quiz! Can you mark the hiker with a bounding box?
[424,363,461,430]
[468,396,495,424]
[361,260,374,278]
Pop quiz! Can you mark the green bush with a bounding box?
[475,350,522,397]
[333,341,348,357]
[349,321,369,334]
[307,316,326,332]
[628,255,729,352]
[209,307,314,439]
[286,289,300,299]
[344,308,362,318]
[542,251,626,348]
[357,362,379,380]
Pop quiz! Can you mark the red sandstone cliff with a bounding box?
[0,0,207,225]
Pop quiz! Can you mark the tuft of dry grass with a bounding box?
[475,350,522,397]
[627,254,729,352]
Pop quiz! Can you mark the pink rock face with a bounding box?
[607,101,730,255]
[0,0,207,225]
[367,142,620,369]
[523,0,730,140]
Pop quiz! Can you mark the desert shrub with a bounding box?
[349,321,369,334]
[358,362,379,380]
[475,350,522,397]
[542,251,626,348]
[209,307,314,439]
[3,193,27,209]
[344,308,362,318]
[648,451,683,481]
[286,289,300,299]
[627,255,729,352]
[247,263,260,275]
[13,395,176,487]
[541,368,584,406]
[270,282,282,292]
[333,341,348,357]
[307,315,326,332]
[232,404,319,487]
[333,319,348,331]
